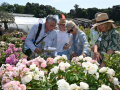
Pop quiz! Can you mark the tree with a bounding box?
[0,11,15,30]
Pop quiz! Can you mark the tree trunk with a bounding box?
[4,22,8,30]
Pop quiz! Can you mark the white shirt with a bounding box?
[56,30,70,52]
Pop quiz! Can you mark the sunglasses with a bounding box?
[67,29,73,33]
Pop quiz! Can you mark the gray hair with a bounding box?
[46,15,57,23]
[65,20,76,29]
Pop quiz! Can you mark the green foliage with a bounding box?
[104,52,120,80]
[3,34,9,41]
[0,52,7,66]
[83,28,91,43]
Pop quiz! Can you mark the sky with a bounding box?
[0,0,120,13]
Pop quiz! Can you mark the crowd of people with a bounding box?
[24,13,120,68]
[0,13,118,68]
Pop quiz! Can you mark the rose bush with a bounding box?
[0,54,120,90]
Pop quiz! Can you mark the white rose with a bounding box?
[39,71,44,77]
[80,82,89,90]
[97,87,102,90]
[28,72,34,76]
[34,74,39,80]
[30,64,36,70]
[57,79,66,85]
[112,77,119,85]
[101,84,112,90]
[95,73,99,80]
[70,84,79,90]
[82,62,91,70]
[21,77,26,84]
[59,62,65,66]
[106,68,115,76]
[57,79,70,90]
[59,65,65,71]
[83,57,92,62]
[78,55,83,61]
[99,67,108,73]
[64,62,71,69]
[53,56,61,63]
[35,67,39,72]
[88,64,98,74]
[62,54,67,60]
[24,75,32,83]
[53,66,59,74]
[21,74,32,84]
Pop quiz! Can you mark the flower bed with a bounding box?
[0,55,120,90]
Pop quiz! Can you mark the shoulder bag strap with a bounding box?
[35,23,42,42]
[35,32,50,46]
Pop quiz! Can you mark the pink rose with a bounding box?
[7,65,13,71]
[33,61,39,67]
[41,62,47,68]
[47,58,54,65]
[91,60,95,63]
[20,84,26,90]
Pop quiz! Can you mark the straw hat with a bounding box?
[57,18,66,25]
[93,13,114,27]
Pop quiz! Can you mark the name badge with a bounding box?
[98,37,101,41]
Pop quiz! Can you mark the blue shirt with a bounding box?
[69,29,90,56]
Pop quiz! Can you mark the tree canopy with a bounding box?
[0,2,120,21]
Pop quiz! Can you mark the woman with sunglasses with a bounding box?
[66,20,90,59]
[56,18,71,59]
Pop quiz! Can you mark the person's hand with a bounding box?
[34,48,42,54]
[72,53,78,57]
[63,43,71,50]
[81,53,86,58]
[93,52,102,63]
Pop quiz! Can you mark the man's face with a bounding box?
[46,21,56,31]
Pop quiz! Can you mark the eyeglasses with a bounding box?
[67,29,73,33]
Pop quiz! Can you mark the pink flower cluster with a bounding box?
[5,44,27,65]
[3,81,26,90]
[27,56,47,69]
[47,58,54,65]
[0,63,30,85]
[19,37,26,42]
[5,54,18,65]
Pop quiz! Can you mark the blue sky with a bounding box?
[0,0,120,13]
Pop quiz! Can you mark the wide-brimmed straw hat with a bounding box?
[57,18,66,25]
[93,13,114,27]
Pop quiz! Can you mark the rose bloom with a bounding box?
[112,77,119,85]
[51,66,59,74]
[80,82,89,90]
[6,65,13,71]
[20,84,26,90]
[47,58,54,65]
[97,84,112,90]
[99,67,108,73]
[106,68,115,76]
[70,84,79,90]
[83,57,92,62]
[57,79,70,90]
[88,64,98,75]
[41,62,47,68]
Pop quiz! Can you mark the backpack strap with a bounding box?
[35,23,42,42]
